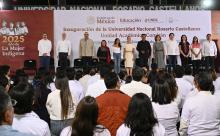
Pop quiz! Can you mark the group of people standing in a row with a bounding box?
[38,32,218,75]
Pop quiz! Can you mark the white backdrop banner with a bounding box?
[54,10,211,67]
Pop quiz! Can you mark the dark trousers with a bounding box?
[192,60,201,74]
[180,55,189,67]
[40,56,50,71]
[139,55,149,68]
[82,56,92,68]
[168,55,177,72]
[204,56,215,70]
[58,52,69,68]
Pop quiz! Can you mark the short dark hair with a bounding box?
[169,33,174,37]
[0,65,10,76]
[104,72,119,89]
[99,66,110,78]
[0,76,9,88]
[0,89,11,125]
[83,67,90,75]
[118,70,126,81]
[151,63,158,71]
[152,79,172,105]
[184,65,192,75]
[66,67,75,80]
[75,70,83,81]
[206,33,211,37]
[197,72,213,91]
[132,67,144,81]
[173,65,184,78]
[9,83,34,114]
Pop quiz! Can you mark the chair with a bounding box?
[88,58,98,68]
[23,59,37,75]
[74,58,83,68]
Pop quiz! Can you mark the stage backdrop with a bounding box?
[54,10,211,67]
[0,10,53,73]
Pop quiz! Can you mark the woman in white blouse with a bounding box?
[152,78,180,136]
[117,93,166,136]
[113,38,122,74]
[60,96,111,136]
[46,72,76,136]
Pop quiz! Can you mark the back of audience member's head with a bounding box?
[124,93,158,135]
[83,67,90,75]
[9,83,34,114]
[0,65,10,76]
[75,70,83,81]
[66,67,75,80]
[208,68,217,81]
[99,65,110,79]
[89,68,96,76]
[16,73,28,84]
[184,65,192,75]
[173,65,184,78]
[196,72,214,93]
[152,79,172,105]
[0,76,10,92]
[104,72,120,89]
[71,96,98,136]
[0,89,14,125]
[151,63,158,72]
[118,70,126,81]
[132,67,144,82]
[125,76,132,84]
[34,67,47,79]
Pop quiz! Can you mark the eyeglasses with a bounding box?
[11,99,17,107]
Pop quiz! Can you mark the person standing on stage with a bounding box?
[124,36,135,76]
[79,32,94,67]
[136,34,151,68]
[202,34,217,71]
[179,35,190,67]
[113,38,122,74]
[165,33,180,72]
[57,32,71,68]
[97,40,111,65]
[153,35,165,69]
[38,33,52,71]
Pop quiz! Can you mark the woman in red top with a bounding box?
[179,35,190,67]
[97,40,111,65]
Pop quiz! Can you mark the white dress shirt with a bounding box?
[120,81,152,98]
[57,40,71,56]
[165,39,180,55]
[60,125,111,136]
[175,78,194,108]
[79,74,91,94]
[214,77,220,95]
[202,40,217,57]
[38,39,52,56]
[183,75,194,85]
[46,89,76,120]
[12,111,50,136]
[152,102,180,136]
[113,46,121,54]
[116,123,166,136]
[85,79,106,98]
[87,74,100,87]
[69,80,84,103]
[179,91,220,136]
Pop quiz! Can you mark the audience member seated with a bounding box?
[0,76,10,92]
[125,75,132,84]
[33,72,53,126]
[32,67,47,89]
[148,63,158,86]
[96,72,131,136]
[152,79,179,136]
[120,67,152,98]
[46,72,76,136]
[60,96,111,136]
[0,65,11,79]
[118,70,127,85]
[11,70,29,87]
[79,67,91,94]
[66,68,84,103]
[0,90,33,136]
[182,65,194,85]
[9,83,50,136]
[87,68,100,87]
[179,72,220,136]
[173,65,193,108]
[86,66,110,98]
[117,93,166,136]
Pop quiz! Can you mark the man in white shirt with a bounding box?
[174,65,194,108]
[0,20,8,35]
[85,66,110,98]
[182,65,194,85]
[57,32,71,68]
[202,34,217,71]
[120,67,152,98]
[165,33,180,72]
[38,33,52,71]
[79,67,91,94]
[179,72,220,136]
[10,83,51,136]
[20,22,28,35]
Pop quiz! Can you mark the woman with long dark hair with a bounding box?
[97,40,111,65]
[60,96,111,136]
[46,72,76,136]
[179,35,190,67]
[117,93,165,136]
[113,38,122,74]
